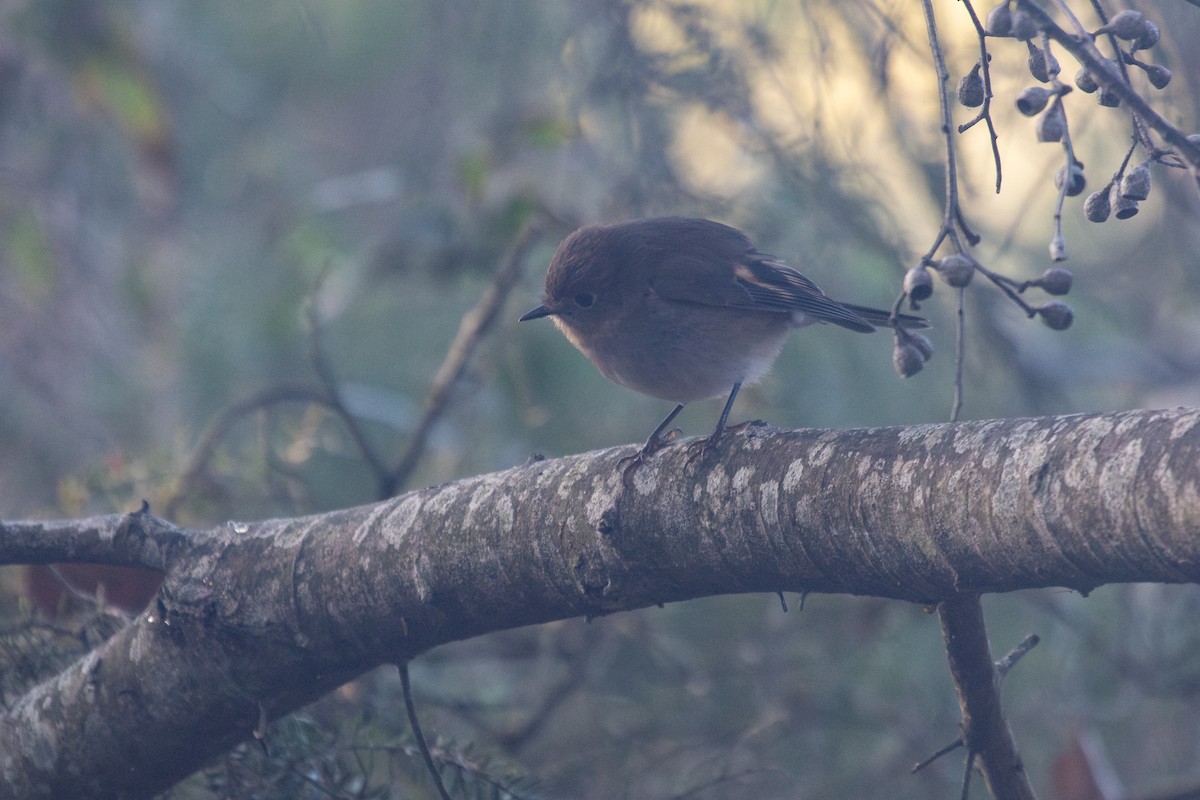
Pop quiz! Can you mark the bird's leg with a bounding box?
[686,383,753,464]
[619,403,685,485]
[641,403,686,457]
[709,382,742,445]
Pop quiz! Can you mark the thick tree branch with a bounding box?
[2,407,1200,798]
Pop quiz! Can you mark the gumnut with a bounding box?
[904,266,934,302]
[1027,43,1051,83]
[936,253,976,288]
[1048,233,1065,263]
[1037,268,1073,296]
[906,332,935,362]
[1084,186,1111,222]
[1054,163,1086,197]
[1009,9,1039,41]
[1134,20,1160,51]
[1099,10,1148,41]
[958,65,985,108]
[1143,64,1171,90]
[1036,301,1073,331]
[1016,86,1053,116]
[985,2,1012,37]
[892,340,925,378]
[1036,100,1067,142]
[1109,183,1138,220]
[1119,163,1151,201]
[1074,67,1098,93]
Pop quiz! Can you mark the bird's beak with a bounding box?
[519,304,554,321]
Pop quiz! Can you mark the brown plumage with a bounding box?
[521,217,928,455]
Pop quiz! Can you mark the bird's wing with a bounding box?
[651,248,876,333]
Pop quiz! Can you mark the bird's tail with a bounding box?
[841,303,931,330]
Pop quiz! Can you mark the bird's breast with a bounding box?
[555,303,792,404]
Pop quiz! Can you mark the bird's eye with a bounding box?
[574,292,595,308]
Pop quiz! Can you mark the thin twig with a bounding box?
[163,385,335,519]
[974,264,1038,316]
[912,737,964,773]
[995,634,1040,678]
[1051,0,1089,37]
[959,750,976,800]
[307,267,392,483]
[1087,0,1156,153]
[1037,30,1077,263]
[398,664,452,800]
[921,0,975,251]
[384,219,543,496]
[921,0,982,420]
[1019,0,1200,180]
[956,0,1003,193]
[951,288,965,422]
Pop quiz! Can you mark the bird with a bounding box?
[520,217,929,459]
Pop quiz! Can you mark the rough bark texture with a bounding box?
[2,407,1200,798]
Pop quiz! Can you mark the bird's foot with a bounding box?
[684,419,766,466]
[619,427,683,485]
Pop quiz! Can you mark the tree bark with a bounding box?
[2,407,1199,799]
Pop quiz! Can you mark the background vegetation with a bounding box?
[1,1,1198,797]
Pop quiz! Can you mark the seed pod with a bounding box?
[1036,301,1074,331]
[892,340,925,378]
[907,332,935,362]
[1027,43,1050,83]
[1188,133,1200,147]
[1038,268,1073,295]
[1143,64,1171,90]
[904,266,934,301]
[1074,67,1098,93]
[1101,9,1148,41]
[1120,163,1151,201]
[1009,9,1039,41]
[1109,183,1139,220]
[1016,86,1053,116]
[1036,100,1067,142]
[1098,88,1120,108]
[936,253,976,288]
[1049,233,1066,263]
[958,65,985,108]
[1054,163,1086,197]
[986,2,1013,37]
[1084,186,1111,222]
[1134,20,1160,51]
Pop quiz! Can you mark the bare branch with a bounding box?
[939,595,1037,800]
[4,407,1200,798]
[163,385,335,519]
[0,503,190,572]
[385,219,542,495]
[957,0,1004,193]
[1017,0,1200,178]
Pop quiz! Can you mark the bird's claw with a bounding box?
[683,419,765,467]
[618,427,684,485]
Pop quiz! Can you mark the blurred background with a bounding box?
[1,1,1199,797]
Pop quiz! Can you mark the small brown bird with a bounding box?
[520,217,928,457]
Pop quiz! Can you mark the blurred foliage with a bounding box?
[1,0,1199,798]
